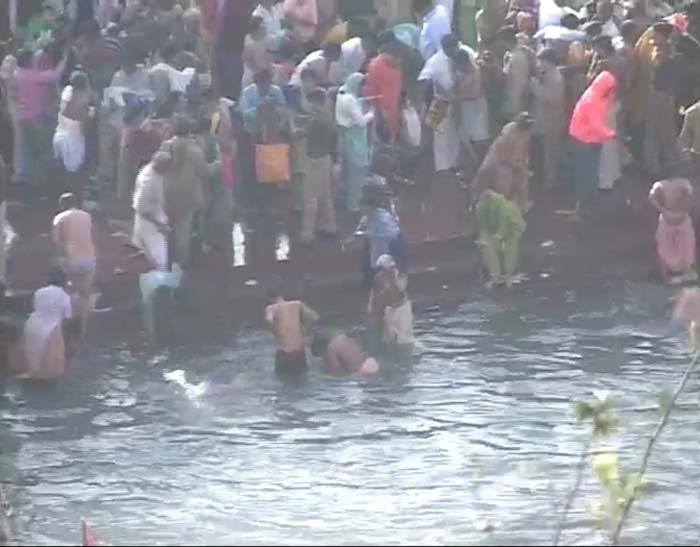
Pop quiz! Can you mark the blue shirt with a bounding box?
[239,83,287,135]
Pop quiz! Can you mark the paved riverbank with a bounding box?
[1,163,670,348]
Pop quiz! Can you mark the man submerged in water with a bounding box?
[264,289,319,377]
[311,332,380,376]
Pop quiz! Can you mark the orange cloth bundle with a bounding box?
[255,143,291,184]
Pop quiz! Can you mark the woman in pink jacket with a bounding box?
[560,70,617,221]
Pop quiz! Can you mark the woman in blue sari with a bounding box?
[335,72,374,213]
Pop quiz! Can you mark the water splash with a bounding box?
[232,223,246,267]
[275,233,290,262]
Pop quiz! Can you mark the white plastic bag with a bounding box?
[401,105,422,148]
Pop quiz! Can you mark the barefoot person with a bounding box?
[649,177,697,284]
[264,290,319,377]
[311,332,380,376]
[476,166,526,289]
[673,287,700,346]
[132,152,172,271]
[12,269,73,381]
[52,193,96,339]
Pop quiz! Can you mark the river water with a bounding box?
[2,278,700,546]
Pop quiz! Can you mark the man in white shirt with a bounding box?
[328,32,378,86]
[434,0,454,23]
[414,0,452,61]
[253,0,286,52]
[290,42,342,86]
[418,34,476,172]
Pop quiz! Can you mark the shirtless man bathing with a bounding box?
[265,289,319,377]
[311,332,380,376]
[52,192,96,339]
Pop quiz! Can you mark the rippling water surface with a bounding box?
[2,279,700,546]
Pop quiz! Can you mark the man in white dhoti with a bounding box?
[15,268,73,381]
[418,34,476,173]
[53,71,92,197]
[132,152,172,271]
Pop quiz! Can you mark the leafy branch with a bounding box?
[553,394,617,546]
[610,349,700,545]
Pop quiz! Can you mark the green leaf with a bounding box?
[592,453,619,485]
[621,472,643,501]
[575,400,594,422]
[658,391,672,414]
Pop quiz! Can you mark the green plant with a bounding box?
[553,393,617,546]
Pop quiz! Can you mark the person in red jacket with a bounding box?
[559,70,616,221]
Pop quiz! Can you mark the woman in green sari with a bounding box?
[475,165,526,289]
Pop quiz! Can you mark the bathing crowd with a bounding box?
[2,0,700,380]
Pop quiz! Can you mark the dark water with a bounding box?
[2,279,700,546]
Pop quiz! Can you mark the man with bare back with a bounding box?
[265,289,319,377]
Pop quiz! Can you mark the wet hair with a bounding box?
[48,267,67,288]
[310,333,330,357]
[537,47,559,65]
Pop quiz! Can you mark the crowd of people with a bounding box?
[1,0,700,382]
